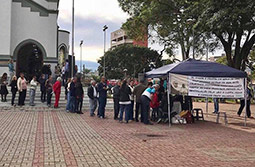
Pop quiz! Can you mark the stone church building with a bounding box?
[0,0,69,78]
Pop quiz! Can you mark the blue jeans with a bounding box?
[98,97,107,118]
[70,96,76,113]
[213,98,219,113]
[119,104,130,122]
[66,92,71,111]
[89,98,98,115]
[30,89,36,106]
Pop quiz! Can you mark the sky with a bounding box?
[57,0,222,63]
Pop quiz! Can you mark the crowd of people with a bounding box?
[0,59,253,121]
[87,76,167,125]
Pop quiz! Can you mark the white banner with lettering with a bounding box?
[170,74,244,98]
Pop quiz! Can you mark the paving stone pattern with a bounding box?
[0,102,254,167]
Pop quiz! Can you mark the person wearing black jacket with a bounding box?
[39,74,46,102]
[112,81,121,120]
[119,80,131,123]
[87,80,98,116]
[69,77,77,113]
[75,77,84,114]
[9,75,18,106]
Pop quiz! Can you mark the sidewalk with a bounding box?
[0,103,254,167]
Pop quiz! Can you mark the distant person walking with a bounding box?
[46,76,53,107]
[17,72,27,106]
[53,77,62,108]
[112,81,121,120]
[75,77,84,114]
[119,80,132,123]
[0,73,8,102]
[238,84,252,118]
[39,74,46,103]
[133,80,147,122]
[97,76,108,119]
[9,75,18,106]
[8,59,15,84]
[29,76,37,106]
[87,80,98,117]
[213,98,219,114]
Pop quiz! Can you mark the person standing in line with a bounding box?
[150,84,160,121]
[9,75,18,106]
[213,98,219,114]
[0,73,9,102]
[141,82,155,125]
[75,77,84,114]
[74,65,78,76]
[29,76,38,106]
[65,60,69,82]
[8,59,15,84]
[128,79,135,121]
[69,77,77,113]
[112,80,121,120]
[97,76,108,119]
[17,72,27,106]
[87,80,98,117]
[61,62,66,86]
[65,78,72,112]
[133,80,147,122]
[237,82,253,118]
[119,80,132,123]
[53,77,62,108]
[45,76,53,107]
[39,74,46,103]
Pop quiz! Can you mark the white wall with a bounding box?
[11,2,58,59]
[0,0,12,55]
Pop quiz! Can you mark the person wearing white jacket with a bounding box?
[30,76,37,106]
[17,72,27,106]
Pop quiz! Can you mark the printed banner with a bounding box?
[170,74,244,98]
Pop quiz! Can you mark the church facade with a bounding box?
[0,0,69,78]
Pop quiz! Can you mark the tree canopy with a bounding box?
[97,45,162,79]
[118,0,255,70]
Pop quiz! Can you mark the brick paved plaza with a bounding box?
[0,102,254,167]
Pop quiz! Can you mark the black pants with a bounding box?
[135,102,143,121]
[141,95,150,124]
[47,91,52,106]
[238,99,251,118]
[76,98,83,113]
[113,98,120,119]
[41,91,46,102]
[18,90,26,106]
[1,94,7,102]
[11,92,16,105]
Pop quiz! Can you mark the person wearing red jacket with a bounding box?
[53,77,62,108]
[150,84,160,121]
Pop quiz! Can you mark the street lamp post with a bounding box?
[103,25,108,77]
[80,40,83,73]
[71,0,75,77]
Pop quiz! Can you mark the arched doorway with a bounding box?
[58,45,67,68]
[14,41,45,81]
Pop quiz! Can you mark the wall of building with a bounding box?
[11,2,58,60]
[58,30,70,54]
[0,0,12,56]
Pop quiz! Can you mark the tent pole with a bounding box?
[244,78,247,127]
[206,97,208,114]
[167,74,171,127]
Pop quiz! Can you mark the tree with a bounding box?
[118,0,213,60]
[194,0,255,70]
[97,45,162,79]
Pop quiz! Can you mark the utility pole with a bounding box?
[80,40,83,73]
[71,0,75,77]
[103,25,108,77]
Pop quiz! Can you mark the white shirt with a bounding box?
[92,86,97,97]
